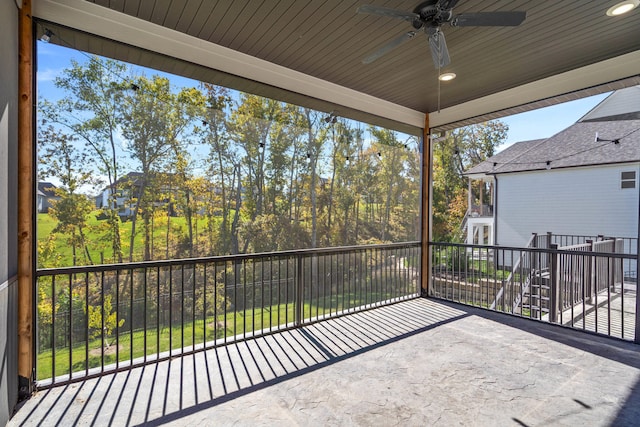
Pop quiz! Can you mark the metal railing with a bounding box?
[545,233,637,281]
[36,242,420,386]
[430,241,638,342]
[470,204,493,217]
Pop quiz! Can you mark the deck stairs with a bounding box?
[513,270,550,318]
[457,210,469,243]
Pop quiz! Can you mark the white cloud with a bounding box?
[37,68,62,83]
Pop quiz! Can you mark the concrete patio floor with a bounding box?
[9,298,640,426]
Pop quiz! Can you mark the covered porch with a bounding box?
[10,298,640,426]
[2,0,640,425]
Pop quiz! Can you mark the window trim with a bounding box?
[621,170,636,189]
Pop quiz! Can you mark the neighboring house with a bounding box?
[37,182,60,213]
[95,172,144,219]
[463,86,640,249]
[95,172,185,219]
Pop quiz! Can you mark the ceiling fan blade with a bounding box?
[357,4,419,22]
[428,30,450,69]
[451,11,526,27]
[362,31,417,64]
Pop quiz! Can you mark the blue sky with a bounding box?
[498,94,610,150]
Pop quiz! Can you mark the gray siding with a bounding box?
[496,164,640,248]
[0,0,19,424]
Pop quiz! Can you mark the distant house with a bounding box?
[95,172,144,219]
[463,86,640,248]
[95,172,183,219]
[37,182,60,213]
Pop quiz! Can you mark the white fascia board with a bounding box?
[429,50,640,128]
[33,0,425,129]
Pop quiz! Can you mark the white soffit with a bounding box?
[429,50,640,129]
[33,0,426,129]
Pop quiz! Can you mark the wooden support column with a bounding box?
[18,0,34,398]
[420,114,431,296]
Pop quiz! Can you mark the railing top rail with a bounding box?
[559,243,592,251]
[551,233,637,239]
[429,241,635,260]
[37,241,421,276]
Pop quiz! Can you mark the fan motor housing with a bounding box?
[413,0,453,27]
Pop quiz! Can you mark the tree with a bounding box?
[198,83,235,254]
[432,121,508,241]
[120,76,203,261]
[38,125,98,265]
[41,56,130,262]
[229,94,287,252]
[301,108,327,248]
[87,294,124,349]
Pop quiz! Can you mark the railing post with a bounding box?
[586,239,594,302]
[295,254,303,326]
[635,229,640,343]
[549,244,559,323]
[546,232,553,268]
[530,233,537,271]
[420,119,432,297]
[610,239,618,293]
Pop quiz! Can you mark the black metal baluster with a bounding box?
[203,262,207,347]
[192,263,196,351]
[85,272,89,376]
[52,275,56,383]
[143,268,147,363]
[156,266,160,358]
[68,274,72,379]
[116,270,120,369]
[169,266,173,356]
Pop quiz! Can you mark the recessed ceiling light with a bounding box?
[439,72,456,82]
[606,0,639,16]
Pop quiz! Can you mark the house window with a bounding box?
[621,171,636,189]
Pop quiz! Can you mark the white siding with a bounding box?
[496,163,639,247]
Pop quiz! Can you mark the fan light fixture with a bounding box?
[606,0,639,16]
[438,72,456,81]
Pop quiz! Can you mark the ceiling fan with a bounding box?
[358,0,526,69]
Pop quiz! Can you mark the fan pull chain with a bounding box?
[437,53,441,113]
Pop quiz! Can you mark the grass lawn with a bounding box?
[37,211,220,267]
[37,303,299,381]
[36,288,408,381]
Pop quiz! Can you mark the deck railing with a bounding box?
[36,242,421,387]
[547,233,637,281]
[430,241,638,342]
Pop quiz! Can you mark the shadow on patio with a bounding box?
[10,298,640,426]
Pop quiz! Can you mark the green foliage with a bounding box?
[37,55,426,268]
[432,122,508,241]
[445,248,469,271]
[87,294,124,348]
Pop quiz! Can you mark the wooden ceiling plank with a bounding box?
[202,1,251,43]
[149,0,172,26]
[234,1,298,55]
[107,0,125,12]
[275,1,356,66]
[160,0,190,29]
[173,0,203,33]
[262,1,327,64]
[217,1,272,49]
[188,1,224,39]
[251,1,310,59]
